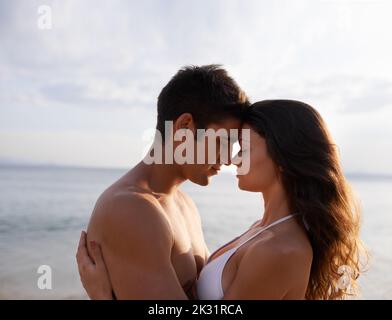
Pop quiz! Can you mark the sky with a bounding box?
[0,0,391,174]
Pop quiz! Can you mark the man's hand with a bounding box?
[76,231,114,300]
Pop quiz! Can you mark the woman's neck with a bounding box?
[260,182,291,226]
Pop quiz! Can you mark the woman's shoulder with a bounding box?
[224,225,313,299]
[241,231,312,275]
[224,235,308,299]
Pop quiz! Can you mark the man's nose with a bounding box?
[223,157,232,166]
[231,154,241,167]
[220,144,233,166]
[218,151,232,166]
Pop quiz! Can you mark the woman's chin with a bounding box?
[236,178,247,191]
[236,178,260,192]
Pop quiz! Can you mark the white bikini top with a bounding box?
[196,214,297,300]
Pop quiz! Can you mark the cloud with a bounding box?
[257,75,392,114]
[40,81,154,109]
[1,0,392,172]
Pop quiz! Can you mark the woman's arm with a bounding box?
[222,243,295,299]
[76,231,114,300]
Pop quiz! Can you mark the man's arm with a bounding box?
[94,193,188,300]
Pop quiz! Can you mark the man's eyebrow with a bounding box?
[230,133,239,139]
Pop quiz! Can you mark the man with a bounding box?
[76,65,249,299]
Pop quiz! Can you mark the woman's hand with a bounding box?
[76,231,114,300]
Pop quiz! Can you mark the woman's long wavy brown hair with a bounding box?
[244,100,368,299]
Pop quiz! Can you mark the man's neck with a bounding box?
[136,161,187,195]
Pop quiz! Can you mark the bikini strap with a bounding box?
[235,214,297,248]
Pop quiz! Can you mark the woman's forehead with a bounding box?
[239,123,253,138]
[239,125,251,143]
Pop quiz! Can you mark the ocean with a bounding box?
[0,164,391,299]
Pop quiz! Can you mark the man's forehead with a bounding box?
[203,121,241,143]
[210,118,242,130]
[220,131,240,142]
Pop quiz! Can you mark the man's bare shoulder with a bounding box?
[100,189,161,217]
[88,189,174,248]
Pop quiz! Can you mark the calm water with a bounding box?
[0,165,391,299]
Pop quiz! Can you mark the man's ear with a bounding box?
[174,113,195,134]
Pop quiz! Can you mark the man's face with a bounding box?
[182,117,242,186]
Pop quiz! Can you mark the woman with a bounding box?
[77,100,366,299]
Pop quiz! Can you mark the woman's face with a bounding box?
[234,124,280,192]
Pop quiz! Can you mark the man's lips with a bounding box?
[209,167,220,175]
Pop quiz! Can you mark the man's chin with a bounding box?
[191,175,211,186]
